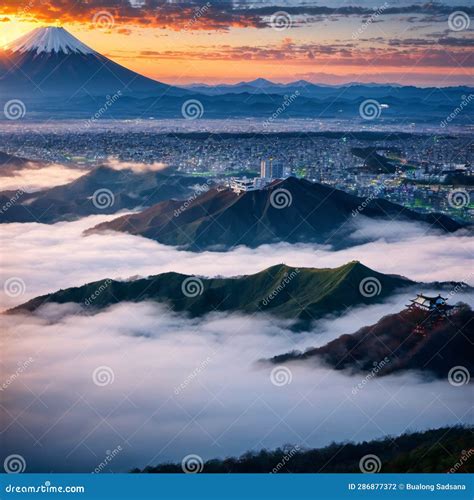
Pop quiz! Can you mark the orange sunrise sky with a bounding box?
[1,1,472,86]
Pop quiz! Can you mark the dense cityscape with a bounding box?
[1,127,472,221]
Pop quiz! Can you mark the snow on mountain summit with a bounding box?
[7,27,95,55]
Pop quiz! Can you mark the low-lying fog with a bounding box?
[0,163,87,192]
[1,215,473,310]
[1,209,472,472]
[1,301,472,473]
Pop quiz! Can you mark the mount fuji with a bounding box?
[0,26,185,98]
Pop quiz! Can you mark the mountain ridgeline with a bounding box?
[9,262,414,324]
[1,27,471,122]
[0,166,209,223]
[133,426,473,473]
[271,303,474,379]
[87,177,464,250]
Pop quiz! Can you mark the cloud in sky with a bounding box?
[2,300,472,472]
[2,1,473,31]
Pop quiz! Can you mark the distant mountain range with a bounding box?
[9,262,415,323]
[0,165,208,223]
[271,303,473,379]
[134,426,473,473]
[87,177,465,251]
[1,28,471,121]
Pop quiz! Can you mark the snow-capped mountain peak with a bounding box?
[6,27,95,55]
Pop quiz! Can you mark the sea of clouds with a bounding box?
[1,214,473,310]
[1,301,472,472]
[1,201,473,472]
